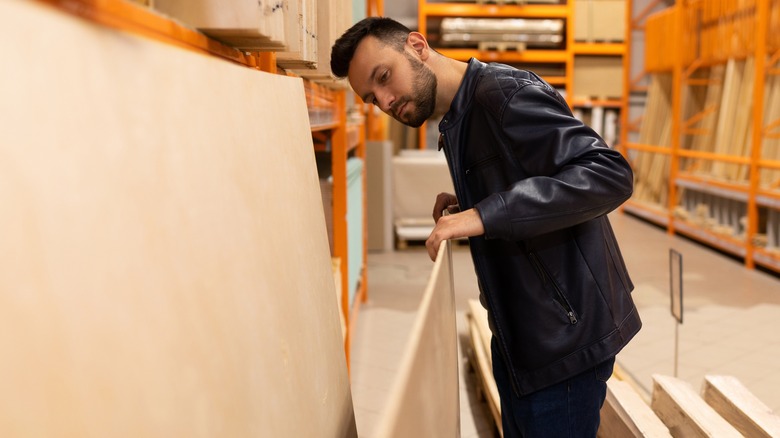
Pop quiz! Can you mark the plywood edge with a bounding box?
[599,380,672,437]
[467,313,503,437]
[651,374,743,437]
[702,375,780,438]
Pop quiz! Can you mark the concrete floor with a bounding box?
[349,211,780,437]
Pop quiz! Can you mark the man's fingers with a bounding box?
[426,235,440,261]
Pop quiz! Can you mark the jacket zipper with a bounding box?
[528,252,578,325]
[464,155,500,176]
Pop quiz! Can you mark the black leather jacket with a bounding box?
[439,59,641,396]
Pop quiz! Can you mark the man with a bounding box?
[331,17,641,437]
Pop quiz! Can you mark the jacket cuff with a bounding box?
[475,194,512,240]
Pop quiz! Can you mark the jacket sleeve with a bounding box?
[474,82,633,241]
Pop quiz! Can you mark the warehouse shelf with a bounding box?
[435,48,569,63]
[417,0,629,148]
[420,3,569,18]
[620,0,780,274]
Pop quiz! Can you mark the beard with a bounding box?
[395,52,437,128]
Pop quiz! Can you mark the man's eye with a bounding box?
[380,71,389,83]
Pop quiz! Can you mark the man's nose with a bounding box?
[376,92,395,114]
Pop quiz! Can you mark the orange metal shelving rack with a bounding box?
[621,0,780,274]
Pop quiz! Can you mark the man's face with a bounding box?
[347,36,437,127]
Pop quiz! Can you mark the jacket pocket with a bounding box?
[465,154,500,176]
[527,251,579,325]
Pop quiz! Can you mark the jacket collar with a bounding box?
[439,58,486,132]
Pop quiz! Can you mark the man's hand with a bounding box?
[432,192,460,223]
[426,208,485,261]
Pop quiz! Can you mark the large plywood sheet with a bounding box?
[0,1,356,436]
[374,241,460,438]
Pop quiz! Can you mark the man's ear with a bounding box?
[406,32,430,60]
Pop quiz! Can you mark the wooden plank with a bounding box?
[712,58,741,180]
[702,375,780,437]
[278,0,319,68]
[730,57,754,182]
[598,379,672,438]
[291,0,352,78]
[468,314,503,437]
[468,298,493,370]
[761,73,780,188]
[691,65,725,176]
[153,0,287,50]
[651,375,742,437]
[0,1,356,436]
[374,241,460,438]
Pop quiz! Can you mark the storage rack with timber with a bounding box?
[417,0,628,148]
[621,0,780,273]
[34,0,371,366]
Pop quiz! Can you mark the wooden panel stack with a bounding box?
[153,0,287,49]
[709,57,755,183]
[153,0,318,67]
[760,66,780,190]
[278,0,318,68]
[681,65,724,176]
[631,73,673,208]
[292,0,353,82]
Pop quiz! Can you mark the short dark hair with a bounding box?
[330,17,412,79]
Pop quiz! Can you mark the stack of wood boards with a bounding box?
[632,73,673,208]
[760,66,780,191]
[466,300,780,437]
[652,374,780,437]
[373,241,460,438]
[680,59,757,183]
[0,1,356,436]
[290,0,353,81]
[466,299,502,436]
[153,0,345,71]
[438,17,564,50]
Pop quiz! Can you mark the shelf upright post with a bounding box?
[747,0,769,269]
[667,1,684,235]
[564,0,574,103]
[330,89,351,364]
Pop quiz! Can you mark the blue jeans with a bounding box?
[491,338,613,438]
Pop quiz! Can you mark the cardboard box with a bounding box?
[574,0,626,42]
[592,0,626,42]
[573,55,624,99]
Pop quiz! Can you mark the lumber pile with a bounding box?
[466,299,503,436]
[702,375,780,437]
[465,302,780,437]
[651,374,743,437]
[760,68,780,191]
[599,380,672,438]
[632,73,673,208]
[153,0,354,76]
